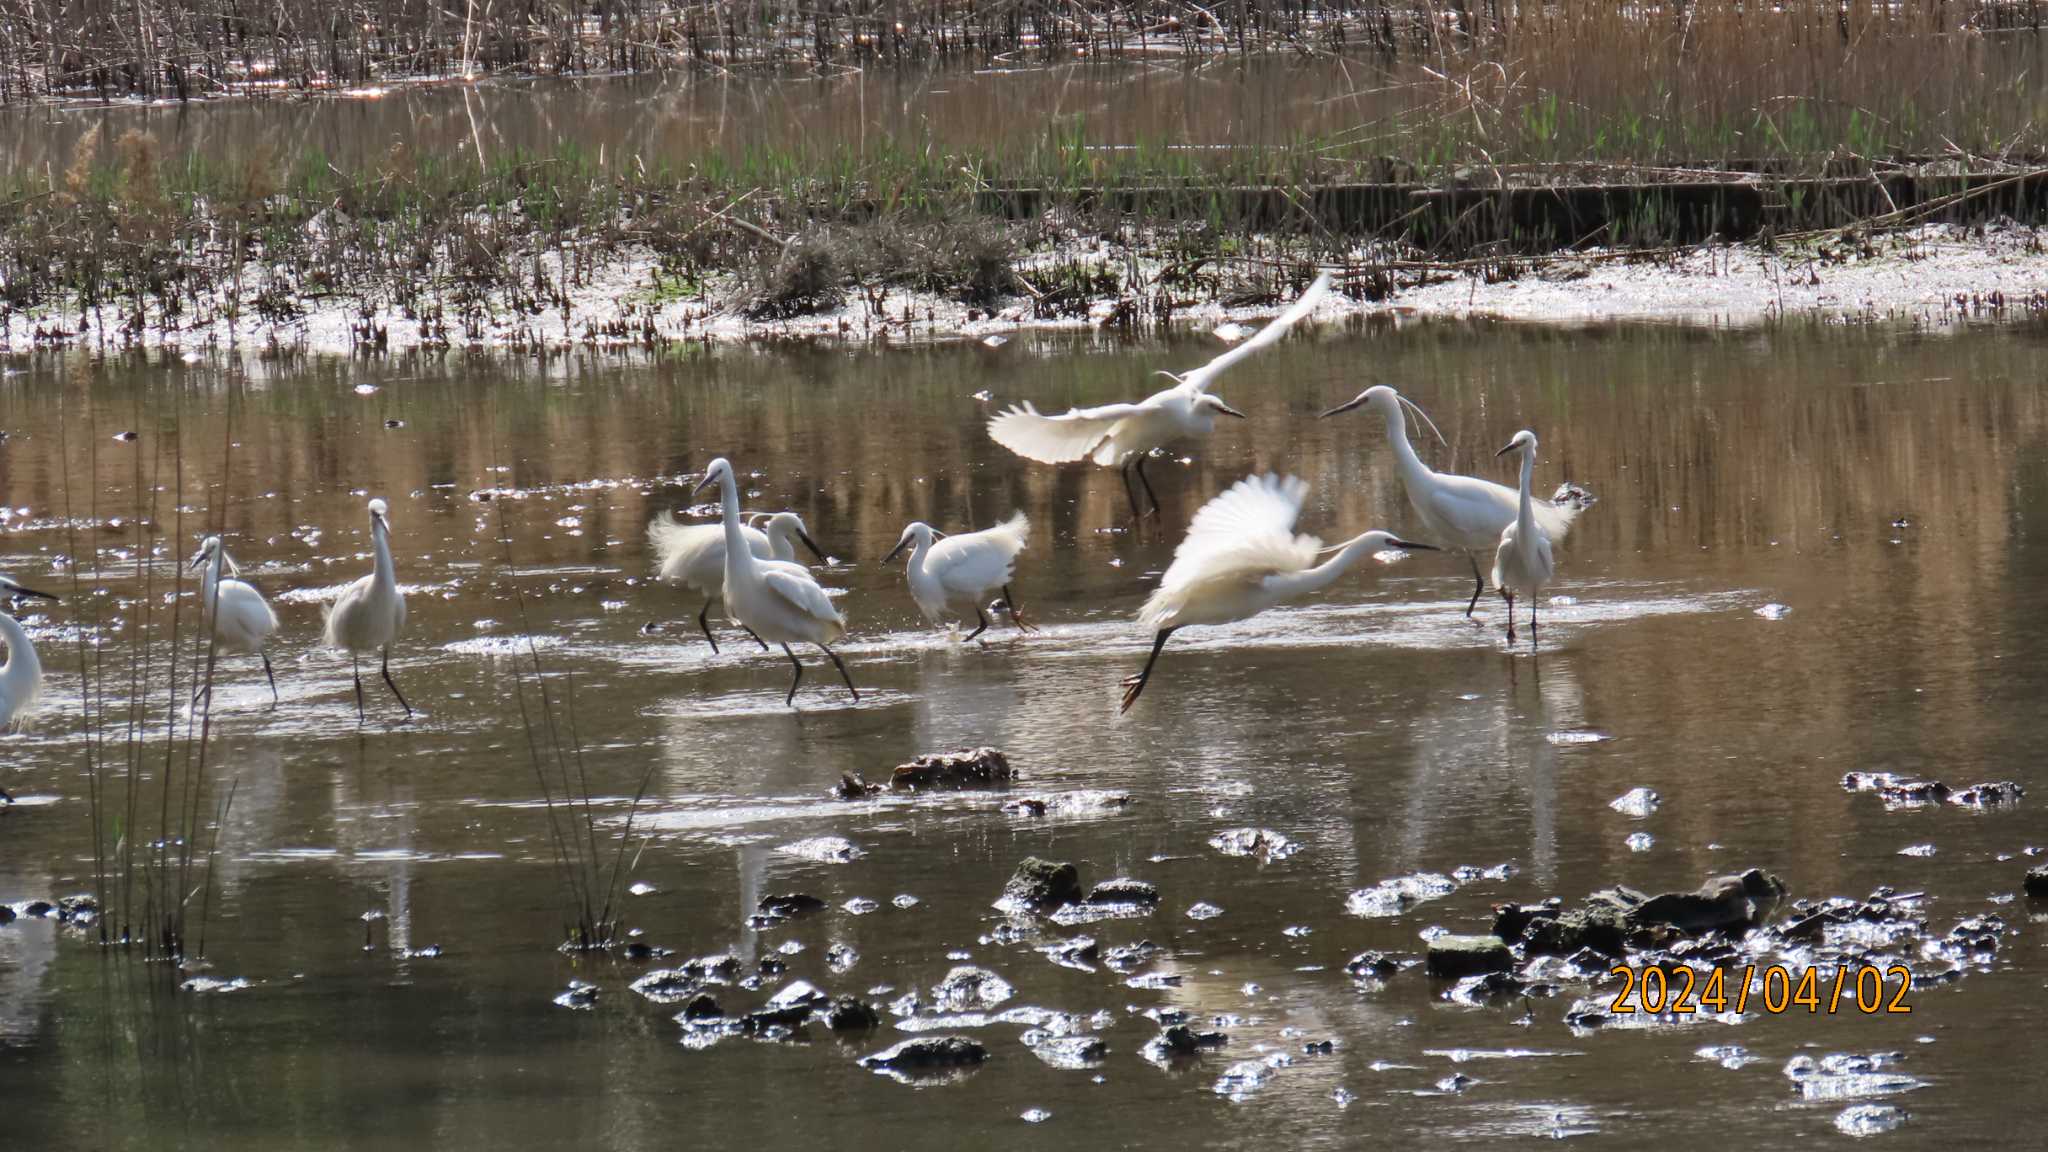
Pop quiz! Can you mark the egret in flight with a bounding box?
[988,273,1332,518]
[1321,385,1580,616]
[883,512,1036,641]
[650,508,826,652]
[191,536,282,704]
[324,498,411,721]
[1118,474,1432,713]
[1491,430,1556,645]
[0,575,58,730]
[694,458,858,707]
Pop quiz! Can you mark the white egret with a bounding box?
[693,458,858,706]
[1321,384,1580,616]
[1119,474,1433,713]
[323,498,411,720]
[988,273,1332,518]
[882,512,1036,641]
[191,535,282,703]
[649,508,826,652]
[1491,430,1556,645]
[0,575,59,730]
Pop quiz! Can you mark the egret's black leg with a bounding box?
[1119,459,1142,521]
[352,655,366,723]
[1466,556,1485,618]
[697,599,720,654]
[1503,592,1517,644]
[261,651,278,704]
[380,646,413,718]
[782,644,804,707]
[964,606,990,643]
[1003,584,1038,632]
[1119,627,1178,713]
[821,644,860,702]
[742,626,769,652]
[1134,455,1162,518]
[1530,597,1538,646]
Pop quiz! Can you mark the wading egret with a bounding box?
[1321,385,1580,615]
[650,508,826,652]
[1119,474,1432,713]
[882,512,1036,641]
[988,273,1332,518]
[0,575,58,730]
[323,498,411,721]
[693,458,858,707]
[191,536,282,703]
[1491,430,1555,645]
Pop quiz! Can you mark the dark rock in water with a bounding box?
[1950,781,2024,806]
[624,942,657,961]
[1208,827,1300,861]
[756,957,787,978]
[57,894,98,921]
[2026,867,2048,898]
[682,953,743,983]
[825,996,880,1032]
[831,773,882,800]
[1303,1039,1334,1055]
[1344,951,1402,981]
[1525,895,1635,959]
[1426,935,1512,977]
[23,900,54,918]
[0,905,13,925]
[1634,870,1786,934]
[1084,878,1160,906]
[1042,937,1100,970]
[1102,940,1162,972]
[554,981,599,1009]
[739,1004,813,1034]
[756,893,826,921]
[1491,900,1561,945]
[629,969,702,1004]
[767,980,829,1011]
[890,747,1012,791]
[1446,970,1529,1004]
[680,993,723,1020]
[1148,1024,1228,1059]
[931,966,1015,1011]
[860,1036,990,1072]
[1001,797,1048,817]
[1002,857,1082,909]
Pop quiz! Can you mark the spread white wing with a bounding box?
[1176,273,1332,394]
[1153,474,1318,598]
[987,400,1147,464]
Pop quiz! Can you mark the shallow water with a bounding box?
[2,319,2047,1148]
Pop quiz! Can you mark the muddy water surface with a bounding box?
[2,320,2047,1148]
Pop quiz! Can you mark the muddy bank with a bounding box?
[8,222,2047,360]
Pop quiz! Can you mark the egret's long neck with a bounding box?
[0,613,36,689]
[202,550,224,604]
[372,522,397,591]
[904,534,932,578]
[1382,404,1433,486]
[1515,448,1537,534]
[1273,534,1379,599]
[717,473,751,573]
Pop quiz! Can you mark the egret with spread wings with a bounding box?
[988,273,1332,518]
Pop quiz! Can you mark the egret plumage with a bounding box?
[988,273,1332,518]
[1321,384,1580,615]
[693,458,858,707]
[1119,474,1433,713]
[883,512,1036,641]
[649,508,826,652]
[1491,429,1556,645]
[0,575,59,730]
[323,497,411,720]
[191,535,282,703]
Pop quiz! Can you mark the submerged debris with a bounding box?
[998,857,1083,911]
[1345,872,1459,918]
[860,1036,990,1081]
[1426,935,1513,978]
[753,893,827,925]
[1142,1024,1228,1067]
[1608,787,1661,817]
[777,837,864,864]
[931,966,1015,1012]
[1834,1104,1910,1137]
[890,747,1013,791]
[1208,827,1300,861]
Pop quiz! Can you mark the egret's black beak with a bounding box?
[796,528,828,563]
[1389,539,1438,552]
[5,583,58,602]
[1320,394,1368,419]
[691,474,714,499]
[188,551,206,571]
[882,537,912,564]
[1212,400,1247,420]
[1495,441,1517,457]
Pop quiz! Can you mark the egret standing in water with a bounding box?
[1491,430,1556,645]
[1321,385,1580,616]
[649,508,826,652]
[883,512,1036,641]
[1118,474,1433,713]
[693,458,858,707]
[324,498,411,721]
[0,575,58,730]
[988,273,1332,519]
[190,535,282,704]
